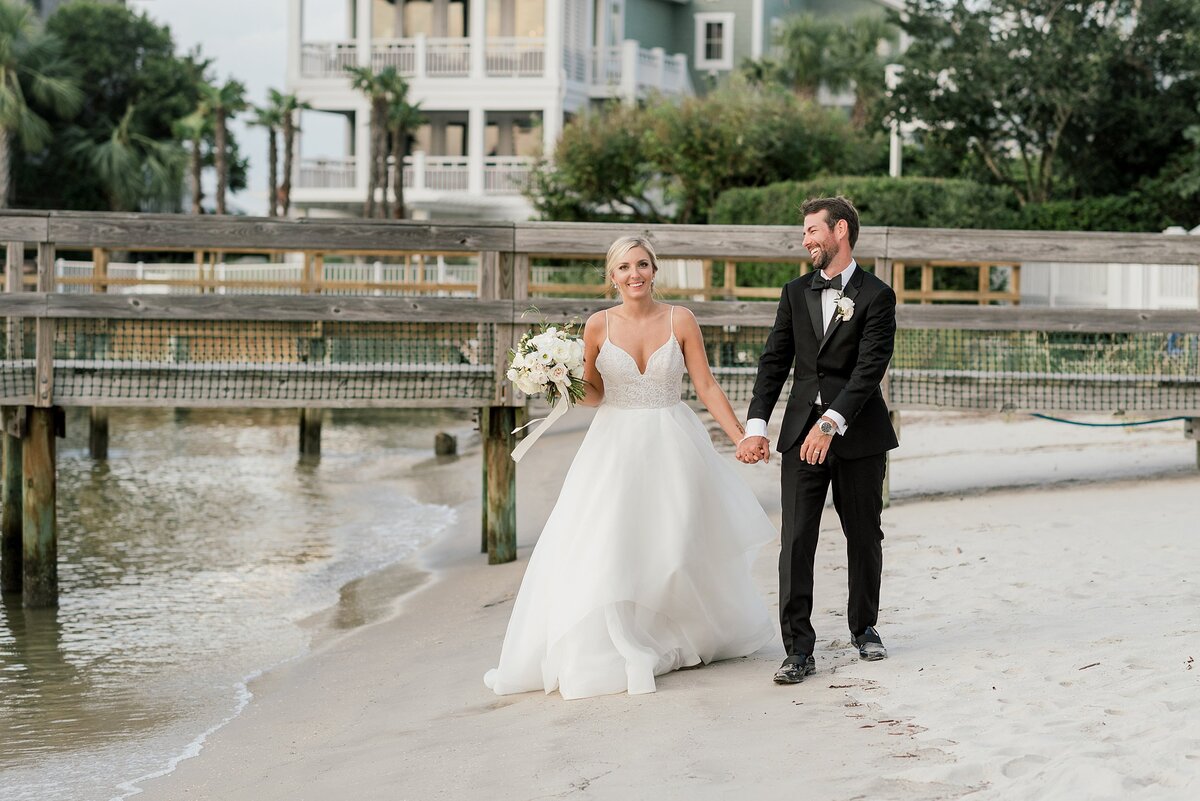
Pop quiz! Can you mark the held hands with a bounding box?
[736,435,771,464]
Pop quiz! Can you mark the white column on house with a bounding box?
[751,0,764,60]
[544,0,562,81]
[469,0,486,79]
[355,0,372,67]
[355,106,371,195]
[543,100,562,159]
[288,0,303,84]
[468,105,486,194]
[620,39,638,104]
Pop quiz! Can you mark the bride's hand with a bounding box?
[736,436,770,464]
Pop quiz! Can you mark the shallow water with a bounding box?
[0,407,471,801]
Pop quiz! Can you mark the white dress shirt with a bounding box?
[742,261,857,442]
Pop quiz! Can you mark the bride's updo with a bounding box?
[604,235,660,285]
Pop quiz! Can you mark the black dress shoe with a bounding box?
[853,626,887,661]
[773,654,816,684]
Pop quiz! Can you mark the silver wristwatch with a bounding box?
[817,417,836,436]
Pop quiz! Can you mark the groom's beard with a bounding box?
[811,245,833,273]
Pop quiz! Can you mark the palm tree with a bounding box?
[832,16,898,127]
[199,78,248,214]
[348,65,394,218]
[270,90,310,217]
[249,103,282,216]
[378,71,422,220]
[69,104,186,212]
[0,1,82,206]
[775,14,841,101]
[173,110,208,213]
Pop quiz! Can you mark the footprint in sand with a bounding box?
[1001,754,1049,778]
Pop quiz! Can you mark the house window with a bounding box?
[694,13,734,71]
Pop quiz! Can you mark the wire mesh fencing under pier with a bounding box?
[0,317,497,408]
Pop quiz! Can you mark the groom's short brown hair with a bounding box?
[801,196,860,249]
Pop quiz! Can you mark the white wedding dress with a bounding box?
[484,310,776,699]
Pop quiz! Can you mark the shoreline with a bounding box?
[130,408,1200,800]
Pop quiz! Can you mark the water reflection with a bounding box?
[0,407,470,801]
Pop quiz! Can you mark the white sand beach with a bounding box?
[133,408,1200,801]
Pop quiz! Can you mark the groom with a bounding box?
[736,196,898,684]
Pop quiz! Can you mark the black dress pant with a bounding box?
[778,412,886,658]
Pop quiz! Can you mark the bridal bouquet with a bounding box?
[506,320,587,463]
[506,323,587,404]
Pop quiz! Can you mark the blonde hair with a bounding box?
[604,235,660,284]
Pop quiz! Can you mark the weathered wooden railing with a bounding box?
[0,211,1198,608]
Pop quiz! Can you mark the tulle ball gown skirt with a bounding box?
[484,402,777,700]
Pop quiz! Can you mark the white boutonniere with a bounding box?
[834,292,855,322]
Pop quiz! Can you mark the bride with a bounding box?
[484,236,776,700]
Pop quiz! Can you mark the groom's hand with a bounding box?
[737,436,771,464]
[800,426,834,465]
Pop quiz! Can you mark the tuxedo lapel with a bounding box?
[818,268,864,353]
[803,274,824,342]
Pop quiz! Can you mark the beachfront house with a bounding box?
[285,1,902,221]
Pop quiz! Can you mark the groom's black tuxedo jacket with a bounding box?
[748,266,899,459]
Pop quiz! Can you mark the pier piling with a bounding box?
[21,407,57,608]
[299,408,322,458]
[483,406,516,565]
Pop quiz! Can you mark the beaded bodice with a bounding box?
[596,331,685,410]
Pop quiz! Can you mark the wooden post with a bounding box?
[91,248,110,459]
[22,406,56,608]
[89,408,109,460]
[484,405,516,564]
[1,417,21,595]
[1189,418,1200,471]
[479,407,489,553]
[299,407,322,458]
[882,410,900,509]
[2,242,23,594]
[723,261,736,301]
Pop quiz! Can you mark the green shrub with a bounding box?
[710,176,1021,228]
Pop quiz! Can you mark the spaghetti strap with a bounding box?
[604,309,609,340]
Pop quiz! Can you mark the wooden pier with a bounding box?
[0,210,1197,606]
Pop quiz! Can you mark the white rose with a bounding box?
[517,376,543,395]
[506,368,519,381]
[570,363,584,379]
[836,295,855,321]
[549,341,571,363]
[548,364,569,384]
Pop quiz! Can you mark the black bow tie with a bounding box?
[811,273,843,292]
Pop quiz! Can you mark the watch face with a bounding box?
[820,420,833,434]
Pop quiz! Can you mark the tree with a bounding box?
[887,0,1200,205]
[349,66,418,218]
[271,90,309,217]
[173,110,208,214]
[379,73,421,219]
[69,103,185,211]
[198,78,248,214]
[18,2,230,211]
[0,0,81,206]
[249,103,282,216]
[526,82,879,224]
[348,65,391,218]
[740,13,897,126]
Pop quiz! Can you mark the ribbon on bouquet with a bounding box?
[509,380,571,463]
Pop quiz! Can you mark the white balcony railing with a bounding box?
[298,158,357,189]
[592,46,622,85]
[483,157,533,194]
[590,43,693,99]
[296,154,533,197]
[301,41,358,78]
[486,37,545,77]
[371,39,418,74]
[425,38,471,77]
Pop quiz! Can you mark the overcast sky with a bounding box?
[127,0,335,216]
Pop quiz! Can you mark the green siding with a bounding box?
[625,0,686,51]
